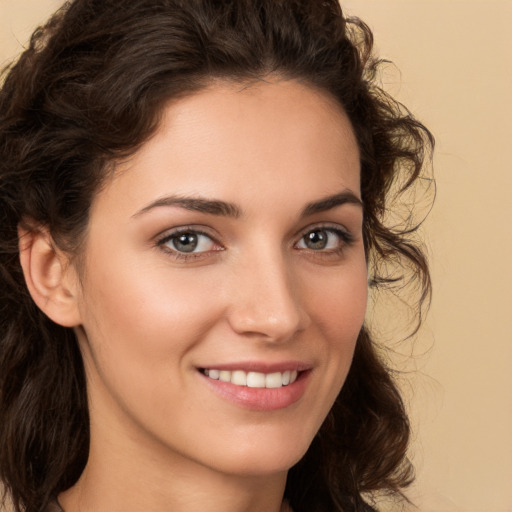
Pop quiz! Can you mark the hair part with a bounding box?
[0,1,433,511]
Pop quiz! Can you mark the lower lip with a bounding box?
[200,371,310,411]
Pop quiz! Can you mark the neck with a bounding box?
[59,419,289,512]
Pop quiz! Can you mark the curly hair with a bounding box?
[0,1,434,511]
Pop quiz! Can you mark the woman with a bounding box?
[0,1,433,511]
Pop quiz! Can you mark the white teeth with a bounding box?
[231,370,247,386]
[247,371,266,388]
[219,370,231,382]
[208,369,220,379]
[202,369,299,388]
[265,372,283,388]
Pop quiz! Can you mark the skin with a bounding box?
[55,79,367,512]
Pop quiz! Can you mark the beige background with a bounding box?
[1,1,511,511]
[340,2,512,511]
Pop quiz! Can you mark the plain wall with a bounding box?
[1,1,511,511]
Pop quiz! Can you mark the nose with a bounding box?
[226,250,311,342]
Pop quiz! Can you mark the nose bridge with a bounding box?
[227,244,309,340]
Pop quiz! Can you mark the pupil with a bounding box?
[174,233,198,252]
[306,230,327,250]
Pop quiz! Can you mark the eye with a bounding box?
[158,229,218,254]
[296,227,351,252]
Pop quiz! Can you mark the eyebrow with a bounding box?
[300,190,363,217]
[133,190,362,219]
[133,196,242,218]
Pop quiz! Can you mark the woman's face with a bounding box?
[73,80,367,478]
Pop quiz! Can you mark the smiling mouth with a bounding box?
[200,369,299,389]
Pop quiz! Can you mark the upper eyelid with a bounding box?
[155,225,220,244]
[295,222,354,240]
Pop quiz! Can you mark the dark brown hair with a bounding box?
[0,1,433,511]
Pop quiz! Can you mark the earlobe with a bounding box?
[18,225,82,327]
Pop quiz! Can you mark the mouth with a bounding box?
[199,368,299,389]
[197,362,312,410]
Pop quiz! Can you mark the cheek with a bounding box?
[78,256,227,377]
[304,256,368,396]
[76,263,228,437]
[306,258,368,340]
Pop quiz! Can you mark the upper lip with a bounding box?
[197,360,313,373]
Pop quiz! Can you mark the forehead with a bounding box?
[95,79,361,218]
[154,79,359,169]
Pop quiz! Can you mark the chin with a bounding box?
[198,426,316,478]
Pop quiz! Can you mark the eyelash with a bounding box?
[156,224,355,262]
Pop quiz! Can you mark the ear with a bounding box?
[18,225,82,327]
